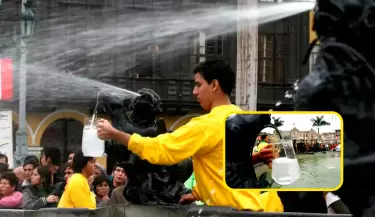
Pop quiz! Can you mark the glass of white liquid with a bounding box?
[82,118,105,157]
[271,140,300,185]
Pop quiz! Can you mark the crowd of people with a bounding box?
[0,147,128,209]
[294,141,341,153]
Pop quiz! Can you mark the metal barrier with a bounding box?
[0,205,353,217]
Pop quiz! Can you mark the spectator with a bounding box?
[106,163,128,206]
[40,147,64,184]
[22,159,39,188]
[13,167,25,189]
[0,154,8,166]
[62,162,73,182]
[67,151,75,164]
[24,155,40,165]
[0,172,22,208]
[92,175,110,207]
[58,150,96,209]
[94,163,106,177]
[22,166,59,210]
[54,162,73,198]
[109,163,127,194]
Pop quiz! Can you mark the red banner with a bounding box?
[0,58,13,101]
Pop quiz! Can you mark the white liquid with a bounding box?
[271,157,300,185]
[82,128,105,157]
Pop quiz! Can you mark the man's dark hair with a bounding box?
[112,162,126,172]
[23,158,39,168]
[1,171,19,189]
[42,147,62,166]
[24,155,39,166]
[0,153,8,164]
[193,59,235,95]
[63,162,73,171]
[72,150,94,173]
[261,135,268,141]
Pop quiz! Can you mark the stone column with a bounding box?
[235,0,258,111]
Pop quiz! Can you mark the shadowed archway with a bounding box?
[40,118,83,162]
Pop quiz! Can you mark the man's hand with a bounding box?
[97,119,117,140]
[179,193,196,205]
[259,144,274,168]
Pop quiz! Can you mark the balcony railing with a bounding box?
[257,84,294,106]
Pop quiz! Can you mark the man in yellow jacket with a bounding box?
[58,151,96,209]
[97,59,281,211]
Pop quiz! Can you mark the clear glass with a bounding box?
[81,118,105,157]
[271,140,300,185]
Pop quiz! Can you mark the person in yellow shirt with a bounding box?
[96,59,276,211]
[258,135,270,152]
[58,150,96,209]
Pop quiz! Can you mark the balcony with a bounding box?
[99,77,201,108]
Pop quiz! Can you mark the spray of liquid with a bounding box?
[90,92,101,129]
[0,1,314,104]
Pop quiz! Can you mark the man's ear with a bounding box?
[211,79,220,92]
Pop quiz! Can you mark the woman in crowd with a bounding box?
[58,150,96,209]
[92,175,110,207]
[0,172,23,208]
[22,165,59,210]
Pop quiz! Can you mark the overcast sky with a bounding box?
[267,114,341,133]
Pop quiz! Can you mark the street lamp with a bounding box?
[15,0,34,167]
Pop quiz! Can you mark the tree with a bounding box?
[272,117,284,128]
[310,116,331,135]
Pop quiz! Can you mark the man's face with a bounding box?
[68,153,74,164]
[83,158,96,176]
[40,154,49,166]
[112,167,126,184]
[64,167,74,182]
[23,164,34,180]
[265,136,269,143]
[0,157,7,165]
[192,73,215,111]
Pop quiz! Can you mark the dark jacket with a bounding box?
[22,186,58,210]
[53,181,66,198]
[106,185,128,206]
[53,170,65,185]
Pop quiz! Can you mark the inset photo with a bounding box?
[225,112,342,191]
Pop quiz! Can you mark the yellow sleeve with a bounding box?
[192,186,201,201]
[67,178,96,209]
[128,121,206,165]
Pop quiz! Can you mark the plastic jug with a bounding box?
[271,139,300,185]
[82,118,105,157]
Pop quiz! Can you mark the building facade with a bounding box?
[0,0,310,162]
